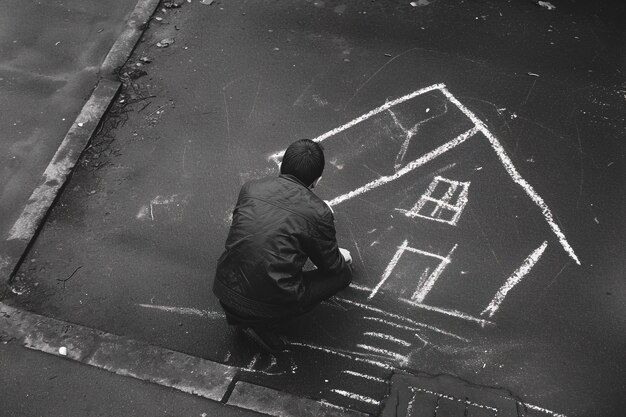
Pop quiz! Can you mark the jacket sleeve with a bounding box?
[303,213,350,275]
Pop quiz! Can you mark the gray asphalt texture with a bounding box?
[0,0,137,240]
[4,1,625,416]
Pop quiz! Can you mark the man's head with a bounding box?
[280,139,325,188]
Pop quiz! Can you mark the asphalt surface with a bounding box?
[0,0,136,241]
[0,341,265,417]
[4,1,625,416]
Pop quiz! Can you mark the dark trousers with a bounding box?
[220,267,352,329]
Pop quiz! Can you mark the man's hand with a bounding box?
[339,247,352,264]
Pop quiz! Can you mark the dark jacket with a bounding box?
[213,174,350,314]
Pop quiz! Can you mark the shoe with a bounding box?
[240,327,287,353]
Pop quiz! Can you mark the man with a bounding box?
[213,139,353,352]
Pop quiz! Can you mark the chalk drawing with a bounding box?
[247,352,261,370]
[363,332,411,347]
[289,341,394,369]
[410,387,499,413]
[338,299,470,341]
[356,344,408,364]
[522,403,568,417]
[437,86,579,264]
[396,176,471,226]
[328,127,479,207]
[398,298,494,327]
[266,84,579,264]
[341,370,387,383]
[369,239,456,303]
[331,389,381,406]
[481,241,548,317]
[137,303,225,319]
[267,83,446,165]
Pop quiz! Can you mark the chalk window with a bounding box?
[397,176,470,226]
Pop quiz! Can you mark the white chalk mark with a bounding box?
[364,332,411,347]
[411,388,498,412]
[342,370,387,383]
[438,86,579,264]
[411,244,457,303]
[398,176,471,226]
[247,352,261,370]
[369,240,409,299]
[356,344,408,364]
[399,298,493,327]
[339,299,470,341]
[522,402,568,417]
[137,304,225,319]
[481,241,548,317]
[364,316,464,342]
[289,342,393,369]
[331,389,381,406]
[328,127,479,206]
[369,240,456,302]
[223,351,232,362]
[267,83,446,164]
[349,283,373,292]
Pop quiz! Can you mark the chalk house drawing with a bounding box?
[395,176,471,226]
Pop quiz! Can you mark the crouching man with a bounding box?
[213,139,353,352]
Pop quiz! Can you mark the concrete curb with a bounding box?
[0,79,120,297]
[0,0,161,298]
[0,303,370,417]
[100,0,162,78]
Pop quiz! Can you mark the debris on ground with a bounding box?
[163,0,184,8]
[533,1,556,10]
[527,72,539,77]
[156,38,175,48]
[201,0,215,5]
[125,69,148,80]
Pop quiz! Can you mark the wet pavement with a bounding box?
[0,0,136,240]
[3,1,625,416]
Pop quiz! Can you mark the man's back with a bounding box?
[214,174,345,307]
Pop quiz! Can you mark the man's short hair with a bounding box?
[280,139,325,187]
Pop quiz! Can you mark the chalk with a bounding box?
[289,341,393,369]
[369,240,409,299]
[363,332,411,347]
[328,127,479,206]
[340,300,470,341]
[349,283,373,292]
[356,344,408,364]
[411,244,457,303]
[267,83,446,164]
[522,403,568,417]
[438,86,579,265]
[399,298,494,327]
[137,304,225,319]
[341,370,387,383]
[331,389,381,406]
[411,387,498,413]
[247,352,261,370]
[481,241,548,317]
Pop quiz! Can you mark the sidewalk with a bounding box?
[0,341,266,417]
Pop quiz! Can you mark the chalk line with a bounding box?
[331,389,381,406]
[364,332,411,347]
[342,370,387,383]
[369,240,409,300]
[522,403,567,417]
[337,298,469,341]
[267,83,446,164]
[481,241,548,317]
[438,86,579,265]
[137,304,225,319]
[289,342,393,369]
[398,298,494,327]
[349,283,373,292]
[247,352,261,370]
[411,388,498,413]
[328,127,479,206]
[411,244,457,303]
[356,344,408,363]
[363,316,468,342]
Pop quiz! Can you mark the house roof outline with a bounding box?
[268,83,580,265]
